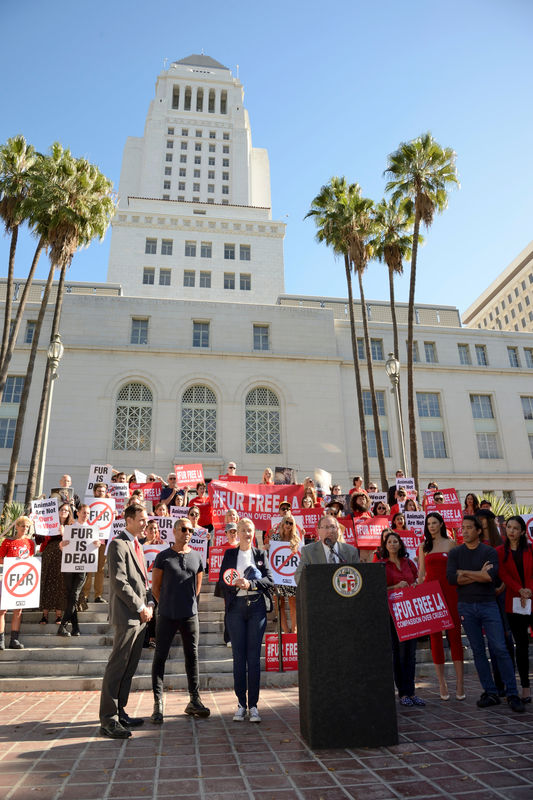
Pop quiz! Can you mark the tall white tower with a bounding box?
[107,55,285,303]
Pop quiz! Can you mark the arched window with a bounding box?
[113,382,153,451]
[181,385,217,453]
[245,387,280,454]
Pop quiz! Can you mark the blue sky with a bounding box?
[2,0,532,314]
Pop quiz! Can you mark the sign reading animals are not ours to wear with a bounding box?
[31,497,60,537]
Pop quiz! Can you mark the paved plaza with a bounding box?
[1,671,532,800]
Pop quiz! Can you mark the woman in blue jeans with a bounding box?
[217,518,273,723]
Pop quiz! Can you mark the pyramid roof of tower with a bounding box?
[173,54,228,70]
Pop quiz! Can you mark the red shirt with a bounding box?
[189,495,213,528]
[0,537,35,561]
[385,557,418,588]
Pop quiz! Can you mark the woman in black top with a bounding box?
[150,518,210,723]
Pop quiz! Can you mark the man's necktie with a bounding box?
[133,537,149,587]
[328,547,337,564]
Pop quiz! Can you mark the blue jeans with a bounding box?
[226,595,267,709]
[458,601,518,696]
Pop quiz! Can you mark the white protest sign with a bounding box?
[134,469,147,483]
[170,506,189,519]
[268,542,300,587]
[143,544,167,586]
[84,497,116,539]
[148,516,175,543]
[108,483,129,515]
[31,497,60,537]
[189,535,208,568]
[86,464,113,495]
[106,518,126,554]
[523,514,533,545]
[405,511,426,534]
[396,477,415,491]
[0,557,41,610]
[61,525,100,572]
[369,492,388,506]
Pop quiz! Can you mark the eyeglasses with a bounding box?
[284,521,294,526]
[168,477,176,481]
[180,526,194,533]
[228,466,236,470]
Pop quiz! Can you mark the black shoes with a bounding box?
[119,710,144,728]
[94,596,107,604]
[9,636,23,649]
[507,695,526,713]
[151,700,164,724]
[477,692,501,708]
[99,719,131,739]
[184,697,211,718]
[57,625,71,637]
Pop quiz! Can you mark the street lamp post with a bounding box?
[36,333,65,497]
[385,352,408,478]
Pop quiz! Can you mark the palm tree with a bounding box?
[0,136,36,369]
[24,144,115,504]
[385,133,458,493]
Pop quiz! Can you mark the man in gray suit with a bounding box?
[99,505,153,738]
[295,516,359,585]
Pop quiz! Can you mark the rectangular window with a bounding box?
[458,344,471,365]
[193,183,200,192]
[475,344,488,366]
[131,318,148,345]
[163,180,170,190]
[521,396,533,420]
[209,144,215,153]
[515,287,520,297]
[166,141,173,149]
[165,167,172,176]
[476,432,501,459]
[142,267,155,285]
[424,341,437,363]
[253,324,269,351]
[195,130,202,138]
[161,239,173,255]
[0,419,16,449]
[200,241,212,258]
[223,172,229,181]
[529,434,533,459]
[209,131,216,139]
[367,430,391,458]
[199,271,211,288]
[195,143,202,151]
[222,186,229,195]
[508,346,520,367]
[181,142,187,150]
[223,132,230,140]
[208,185,214,193]
[524,348,533,368]
[162,195,169,200]
[179,168,186,177]
[223,158,229,167]
[224,243,235,260]
[406,340,419,362]
[180,155,187,163]
[2,376,24,404]
[371,338,384,361]
[183,270,195,287]
[167,127,174,135]
[208,157,215,166]
[166,153,173,162]
[193,322,209,348]
[470,394,494,419]
[224,272,235,290]
[145,238,157,254]
[208,170,215,179]
[421,430,448,459]
[181,128,188,136]
[193,169,200,178]
[159,269,171,286]
[178,182,185,190]
[185,241,196,257]
[362,390,386,416]
[357,338,365,360]
[223,145,229,154]
[240,245,251,261]
[417,392,442,418]
[240,273,251,291]
[24,321,36,344]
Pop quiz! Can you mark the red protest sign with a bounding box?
[388,581,454,641]
[400,529,424,559]
[208,545,231,582]
[208,481,304,529]
[354,516,390,548]
[338,516,356,546]
[174,463,204,489]
[219,474,248,483]
[129,482,162,503]
[265,633,298,672]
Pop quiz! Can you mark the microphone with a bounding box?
[324,538,346,564]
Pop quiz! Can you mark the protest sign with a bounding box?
[405,511,426,534]
[84,497,115,539]
[425,489,463,535]
[268,542,300,587]
[338,516,356,546]
[105,518,126,554]
[314,468,332,495]
[522,514,533,545]
[86,464,113,494]
[274,467,296,485]
[213,529,229,546]
[396,477,415,491]
[130,481,162,504]
[148,516,175,543]
[0,557,41,610]
[369,492,388,506]
[134,469,147,483]
[108,482,129,515]
[208,544,230,582]
[61,525,100,572]
[31,497,60,537]
[400,530,425,559]
[388,581,454,641]
[170,506,189,520]
[174,463,204,488]
[265,633,298,671]
[353,516,390,548]
[143,544,167,586]
[189,535,208,568]
[208,481,304,529]
[219,474,248,483]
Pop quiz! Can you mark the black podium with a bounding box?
[297,562,398,749]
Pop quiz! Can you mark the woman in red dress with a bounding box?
[418,512,464,701]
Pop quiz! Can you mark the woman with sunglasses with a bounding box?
[150,517,210,723]
[270,514,300,634]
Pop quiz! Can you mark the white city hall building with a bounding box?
[2,55,533,505]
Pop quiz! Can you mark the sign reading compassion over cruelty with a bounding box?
[208,545,231,582]
[388,581,454,642]
[61,526,100,572]
[174,463,204,488]
[86,464,113,494]
[0,557,41,610]
[31,498,60,537]
[208,481,304,528]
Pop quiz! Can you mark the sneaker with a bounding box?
[9,638,23,650]
[477,692,501,708]
[233,704,247,721]
[185,697,211,718]
[507,695,526,713]
[94,596,107,604]
[226,641,232,648]
[399,696,414,706]
[249,706,261,723]
[411,695,426,707]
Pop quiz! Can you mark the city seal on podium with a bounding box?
[332,565,362,598]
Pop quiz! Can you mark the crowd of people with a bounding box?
[0,462,531,731]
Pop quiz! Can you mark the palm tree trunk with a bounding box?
[407,211,421,495]
[388,265,399,360]
[0,226,18,369]
[25,262,66,505]
[4,262,55,506]
[0,237,44,396]
[344,255,369,487]
[357,268,388,491]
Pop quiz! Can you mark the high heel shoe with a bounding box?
[456,693,466,701]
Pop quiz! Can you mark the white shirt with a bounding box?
[236,547,257,596]
[322,540,340,563]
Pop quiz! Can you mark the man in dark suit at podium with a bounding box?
[295,516,359,584]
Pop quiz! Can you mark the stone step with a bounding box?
[0,656,236,677]
[0,643,234,662]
